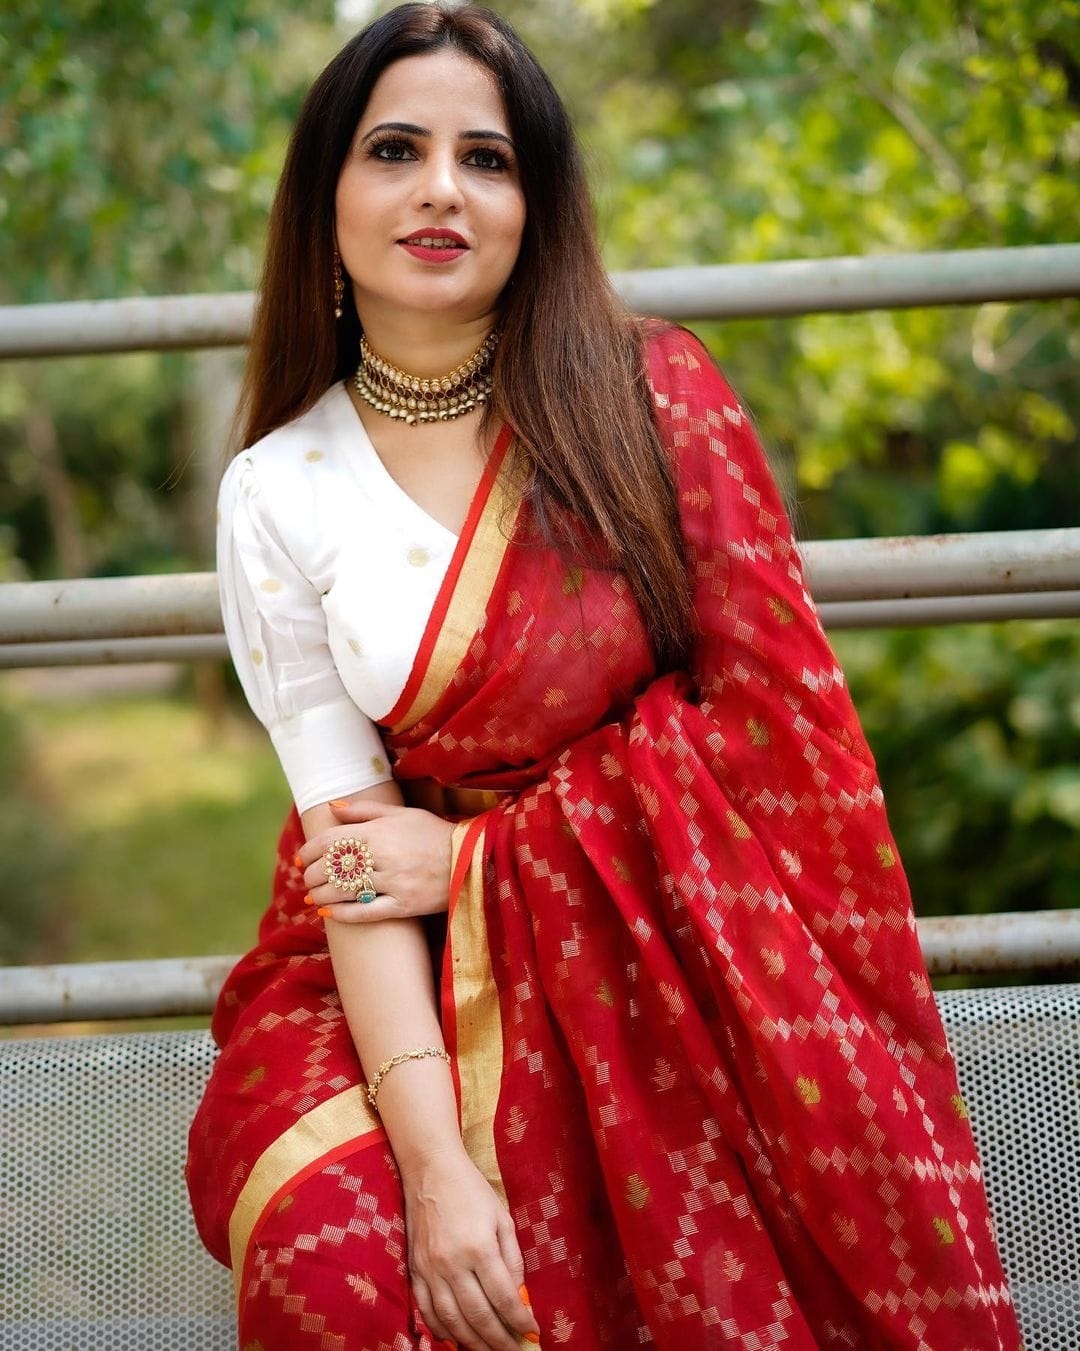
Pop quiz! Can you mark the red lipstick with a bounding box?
[398,229,468,263]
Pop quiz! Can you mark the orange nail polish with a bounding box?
[303,893,314,906]
[524,1335,540,1345]
[317,907,331,919]
[519,1283,531,1306]
[293,852,303,868]
[329,798,348,809]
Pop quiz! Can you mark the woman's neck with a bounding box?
[355,309,497,379]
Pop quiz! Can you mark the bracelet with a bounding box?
[366,1046,452,1111]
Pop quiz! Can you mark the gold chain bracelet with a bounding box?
[366,1046,452,1111]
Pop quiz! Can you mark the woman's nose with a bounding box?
[413,149,465,213]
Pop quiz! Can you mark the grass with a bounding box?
[11,689,289,964]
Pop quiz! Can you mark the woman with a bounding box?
[187,5,1022,1349]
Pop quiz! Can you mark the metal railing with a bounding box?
[3,244,1078,1017]
[1,529,1077,670]
[2,244,1078,356]
[0,908,1077,1025]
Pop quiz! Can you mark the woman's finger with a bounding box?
[298,829,391,893]
[314,893,405,924]
[474,1240,539,1343]
[301,856,388,894]
[295,814,390,871]
[446,1269,521,1351]
[410,1270,455,1346]
[428,1273,489,1351]
[494,1213,539,1340]
[495,1209,526,1291]
[328,795,404,822]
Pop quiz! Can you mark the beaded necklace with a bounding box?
[353,329,499,424]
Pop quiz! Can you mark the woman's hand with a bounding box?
[402,1147,540,1350]
[298,797,455,923]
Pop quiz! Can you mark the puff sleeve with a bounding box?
[217,452,393,812]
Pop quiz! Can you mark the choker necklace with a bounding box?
[353,329,499,424]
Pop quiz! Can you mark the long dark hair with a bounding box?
[237,2,693,669]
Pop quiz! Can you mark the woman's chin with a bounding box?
[356,283,502,328]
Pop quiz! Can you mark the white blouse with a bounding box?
[217,382,457,812]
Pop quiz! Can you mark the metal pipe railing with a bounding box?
[1,531,1076,657]
[1,257,1074,1024]
[2,588,1078,669]
[3,910,1077,1025]
[1,245,1078,358]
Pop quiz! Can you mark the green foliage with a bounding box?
[490,0,1079,927]
[0,0,337,302]
[0,0,1076,956]
[10,692,285,962]
[494,0,1080,539]
[0,696,69,963]
[836,622,1080,917]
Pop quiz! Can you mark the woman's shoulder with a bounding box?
[638,319,742,419]
[230,383,347,484]
[218,384,356,564]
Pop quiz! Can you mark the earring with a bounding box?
[332,251,345,320]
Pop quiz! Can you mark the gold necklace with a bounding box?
[353,329,499,425]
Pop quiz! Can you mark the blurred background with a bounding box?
[0,0,1076,974]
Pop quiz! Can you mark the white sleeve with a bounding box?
[217,452,393,813]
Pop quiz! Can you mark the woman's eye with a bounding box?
[465,147,508,172]
[371,139,414,162]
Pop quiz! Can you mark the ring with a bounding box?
[323,837,377,903]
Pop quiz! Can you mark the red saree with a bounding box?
[187,326,1021,1349]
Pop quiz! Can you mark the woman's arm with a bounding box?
[218,445,535,1344]
[300,785,539,1351]
[300,782,461,1174]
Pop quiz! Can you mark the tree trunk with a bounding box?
[25,406,89,578]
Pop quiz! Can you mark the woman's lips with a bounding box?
[398,232,468,263]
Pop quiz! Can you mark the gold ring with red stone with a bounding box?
[323,837,377,903]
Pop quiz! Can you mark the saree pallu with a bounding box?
[187,326,1021,1350]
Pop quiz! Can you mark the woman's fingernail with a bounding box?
[293,852,303,868]
[329,799,348,808]
[317,907,331,919]
[303,893,315,906]
[519,1284,531,1306]
[524,1335,540,1345]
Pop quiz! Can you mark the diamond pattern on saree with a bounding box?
[239,1149,438,1351]
[198,326,1020,1350]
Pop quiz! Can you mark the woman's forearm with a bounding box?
[301,792,464,1177]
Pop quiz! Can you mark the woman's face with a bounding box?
[336,48,526,333]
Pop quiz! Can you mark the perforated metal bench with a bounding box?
[2,984,1077,1349]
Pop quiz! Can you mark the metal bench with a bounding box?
[2,984,1078,1349]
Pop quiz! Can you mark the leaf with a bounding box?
[832,1214,859,1248]
[652,1057,677,1091]
[796,1075,821,1107]
[746,718,770,747]
[625,1173,652,1210]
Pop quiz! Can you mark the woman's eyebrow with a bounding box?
[361,121,427,143]
[461,129,514,148]
[361,121,513,148]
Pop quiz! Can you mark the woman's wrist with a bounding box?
[372,1054,465,1178]
[395,1134,472,1188]
[367,1045,451,1111]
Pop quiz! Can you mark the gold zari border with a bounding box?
[449,818,509,1208]
[390,461,519,735]
[227,1085,381,1296]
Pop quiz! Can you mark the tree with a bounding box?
[0,0,1076,927]
[0,0,338,578]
